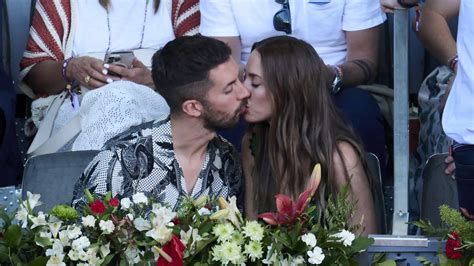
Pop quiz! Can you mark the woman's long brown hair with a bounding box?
[250,36,370,213]
[99,0,160,13]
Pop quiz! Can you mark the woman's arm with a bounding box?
[241,132,257,219]
[333,142,377,235]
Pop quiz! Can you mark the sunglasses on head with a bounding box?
[273,0,291,34]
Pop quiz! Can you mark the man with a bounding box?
[200,0,388,177]
[72,36,250,210]
[0,2,22,186]
[416,0,474,214]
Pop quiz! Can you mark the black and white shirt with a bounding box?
[72,116,243,211]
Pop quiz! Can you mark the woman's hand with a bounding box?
[106,58,155,89]
[381,0,404,13]
[66,56,113,89]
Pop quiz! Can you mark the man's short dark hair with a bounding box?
[151,35,232,113]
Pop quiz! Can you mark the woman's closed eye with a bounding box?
[251,83,260,88]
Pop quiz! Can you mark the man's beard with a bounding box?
[202,102,244,131]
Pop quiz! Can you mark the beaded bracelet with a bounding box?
[397,0,418,8]
[62,57,74,83]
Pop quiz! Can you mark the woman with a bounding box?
[19,0,199,152]
[242,36,378,235]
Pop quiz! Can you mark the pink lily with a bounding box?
[258,164,321,225]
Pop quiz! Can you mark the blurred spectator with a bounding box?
[0,3,22,186]
[19,0,199,153]
[416,0,474,214]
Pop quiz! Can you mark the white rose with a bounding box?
[307,246,325,265]
[132,192,148,204]
[301,233,317,248]
[81,215,96,228]
[331,229,355,247]
[71,236,91,251]
[99,220,115,235]
[120,198,133,210]
[66,225,82,240]
[133,217,152,231]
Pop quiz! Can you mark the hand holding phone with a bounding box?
[104,51,135,77]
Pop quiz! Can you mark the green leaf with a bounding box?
[371,253,386,263]
[415,256,434,265]
[101,254,115,266]
[351,236,374,252]
[34,235,52,248]
[0,209,12,228]
[28,256,48,266]
[437,253,448,264]
[0,251,10,263]
[4,224,22,248]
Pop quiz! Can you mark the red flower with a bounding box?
[172,217,181,225]
[445,231,462,260]
[157,235,186,266]
[109,198,119,207]
[89,199,106,215]
[258,164,321,225]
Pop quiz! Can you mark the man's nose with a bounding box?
[237,80,250,99]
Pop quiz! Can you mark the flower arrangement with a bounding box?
[414,205,474,265]
[0,164,373,265]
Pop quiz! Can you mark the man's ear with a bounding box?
[181,99,203,117]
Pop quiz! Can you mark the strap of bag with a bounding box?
[27,91,68,155]
[27,114,81,157]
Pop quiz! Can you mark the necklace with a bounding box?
[105,0,150,54]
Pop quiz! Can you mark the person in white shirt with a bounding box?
[200,0,389,178]
[416,0,474,214]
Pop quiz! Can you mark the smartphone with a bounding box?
[104,51,135,77]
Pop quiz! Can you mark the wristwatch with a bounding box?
[331,65,343,95]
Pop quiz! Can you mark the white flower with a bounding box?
[242,221,264,242]
[212,241,242,265]
[45,239,64,257]
[150,204,176,227]
[180,227,202,248]
[58,230,70,246]
[121,198,133,210]
[244,241,263,262]
[87,247,101,265]
[15,205,29,228]
[146,225,173,244]
[126,213,134,221]
[49,221,62,238]
[68,249,79,261]
[331,229,355,247]
[212,223,234,243]
[307,246,325,265]
[46,254,65,266]
[99,242,111,258]
[81,215,96,228]
[29,212,47,229]
[66,225,82,240]
[262,245,277,265]
[226,196,241,227]
[198,207,211,216]
[78,249,88,261]
[25,191,42,210]
[301,233,317,248]
[125,245,140,264]
[132,192,148,204]
[99,220,115,234]
[71,236,91,251]
[133,217,152,231]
